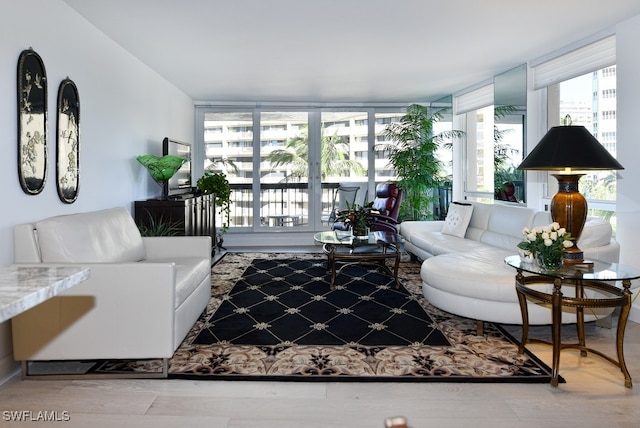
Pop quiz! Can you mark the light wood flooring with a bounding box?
[1,249,639,427]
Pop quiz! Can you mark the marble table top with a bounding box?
[0,265,90,323]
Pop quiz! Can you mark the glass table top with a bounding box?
[314,230,403,247]
[505,255,640,282]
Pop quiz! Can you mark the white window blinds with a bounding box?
[453,83,494,115]
[532,35,616,90]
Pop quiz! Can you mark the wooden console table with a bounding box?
[134,194,216,253]
[505,255,640,388]
[0,266,90,323]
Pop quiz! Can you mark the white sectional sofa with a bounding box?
[11,207,212,376]
[399,201,622,326]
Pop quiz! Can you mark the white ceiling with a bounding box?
[62,0,640,104]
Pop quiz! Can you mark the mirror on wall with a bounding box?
[493,64,526,203]
[431,95,454,219]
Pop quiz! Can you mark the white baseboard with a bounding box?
[222,232,321,249]
[0,354,20,386]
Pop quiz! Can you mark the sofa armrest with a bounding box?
[583,240,620,264]
[12,262,178,360]
[143,236,212,260]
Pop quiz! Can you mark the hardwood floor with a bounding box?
[1,249,639,427]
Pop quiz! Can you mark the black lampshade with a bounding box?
[518,125,624,171]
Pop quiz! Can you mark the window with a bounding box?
[547,65,618,226]
[464,106,494,194]
[198,106,411,231]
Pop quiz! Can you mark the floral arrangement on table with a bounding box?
[335,201,375,236]
[517,222,573,269]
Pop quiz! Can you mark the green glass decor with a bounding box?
[137,154,186,199]
[136,154,186,184]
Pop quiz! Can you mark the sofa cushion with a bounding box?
[412,231,492,256]
[442,202,473,238]
[36,207,146,263]
[532,211,553,228]
[420,249,525,303]
[465,202,493,241]
[578,217,613,248]
[399,220,444,245]
[479,204,536,251]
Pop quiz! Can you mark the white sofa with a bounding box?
[399,201,622,326]
[11,207,211,376]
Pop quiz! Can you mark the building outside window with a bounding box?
[198,106,456,232]
[547,65,618,228]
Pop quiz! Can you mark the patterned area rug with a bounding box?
[96,252,555,382]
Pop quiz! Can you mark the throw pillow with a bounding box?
[442,202,474,238]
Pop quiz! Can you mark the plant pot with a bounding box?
[352,227,369,238]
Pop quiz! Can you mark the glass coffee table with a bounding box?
[314,230,403,289]
[505,255,640,388]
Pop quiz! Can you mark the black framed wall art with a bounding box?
[17,48,48,195]
[56,78,80,203]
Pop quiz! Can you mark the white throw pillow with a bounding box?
[442,202,474,238]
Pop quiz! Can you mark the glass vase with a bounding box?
[535,252,563,270]
[352,226,369,238]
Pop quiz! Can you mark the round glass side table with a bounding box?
[505,255,640,388]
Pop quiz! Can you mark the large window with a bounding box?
[198,106,425,232]
[464,105,494,195]
[547,65,618,223]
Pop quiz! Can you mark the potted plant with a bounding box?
[196,171,232,247]
[136,212,182,237]
[335,201,375,237]
[378,104,464,221]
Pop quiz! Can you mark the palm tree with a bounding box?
[267,127,365,181]
[378,104,464,221]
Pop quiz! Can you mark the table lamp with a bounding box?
[517,124,623,263]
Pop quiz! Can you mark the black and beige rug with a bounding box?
[95,252,556,383]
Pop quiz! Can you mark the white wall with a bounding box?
[616,14,640,322]
[0,0,194,382]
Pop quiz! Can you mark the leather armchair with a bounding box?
[332,182,403,233]
[369,182,403,233]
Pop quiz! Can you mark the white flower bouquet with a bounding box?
[517,222,573,269]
